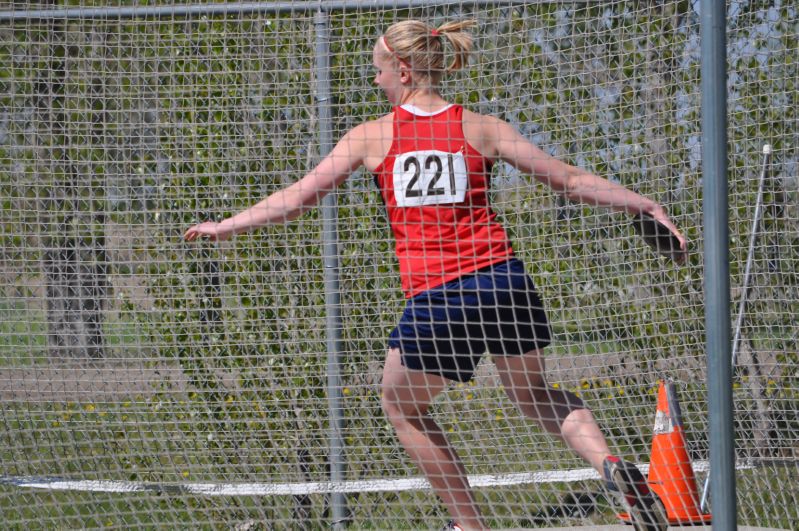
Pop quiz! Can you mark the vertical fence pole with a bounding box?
[700,0,736,528]
[314,8,348,528]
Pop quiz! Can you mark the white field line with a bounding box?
[0,460,748,497]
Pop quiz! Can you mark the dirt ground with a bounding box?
[0,361,191,402]
[0,340,777,403]
[0,350,664,402]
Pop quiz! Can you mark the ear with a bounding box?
[399,65,413,84]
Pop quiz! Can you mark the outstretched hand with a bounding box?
[183,221,234,242]
[652,209,687,252]
[634,209,688,264]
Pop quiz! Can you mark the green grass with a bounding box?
[0,300,47,365]
[0,303,795,528]
[0,382,796,528]
[736,466,799,530]
[0,485,298,529]
[0,386,617,528]
[0,299,152,367]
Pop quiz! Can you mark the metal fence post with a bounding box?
[314,8,348,529]
[700,0,736,528]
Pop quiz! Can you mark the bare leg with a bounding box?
[493,349,612,474]
[381,348,487,531]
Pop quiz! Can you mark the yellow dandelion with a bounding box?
[84,404,96,413]
[182,471,190,478]
[342,387,351,396]
[552,383,560,389]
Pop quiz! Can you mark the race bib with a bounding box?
[392,150,468,207]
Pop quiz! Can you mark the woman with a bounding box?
[184,20,681,531]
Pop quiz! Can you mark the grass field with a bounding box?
[1,298,795,528]
[0,299,152,367]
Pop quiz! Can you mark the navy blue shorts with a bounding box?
[388,258,551,382]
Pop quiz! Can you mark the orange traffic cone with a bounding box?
[627,380,712,525]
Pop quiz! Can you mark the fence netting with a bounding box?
[0,1,796,528]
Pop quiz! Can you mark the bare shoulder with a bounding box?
[462,108,502,125]
[341,112,394,172]
[461,108,510,160]
[347,113,394,139]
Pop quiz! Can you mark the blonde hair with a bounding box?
[382,19,477,83]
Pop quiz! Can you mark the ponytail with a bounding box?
[382,19,477,83]
[435,20,478,73]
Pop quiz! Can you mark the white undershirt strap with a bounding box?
[399,103,453,117]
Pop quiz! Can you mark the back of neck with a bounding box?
[399,88,448,111]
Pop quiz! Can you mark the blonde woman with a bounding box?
[185,20,680,531]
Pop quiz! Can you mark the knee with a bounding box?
[380,385,427,426]
[532,385,585,409]
[504,377,547,406]
[380,387,399,419]
[380,385,408,426]
[505,382,583,411]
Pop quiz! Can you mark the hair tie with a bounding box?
[430,29,440,37]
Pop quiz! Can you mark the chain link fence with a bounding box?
[0,1,796,528]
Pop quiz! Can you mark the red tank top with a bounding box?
[373,104,514,298]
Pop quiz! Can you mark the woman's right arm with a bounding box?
[184,124,370,242]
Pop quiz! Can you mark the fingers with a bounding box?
[183,222,218,242]
[648,209,689,261]
[662,221,686,249]
[666,222,689,262]
[652,211,687,253]
[183,226,202,241]
[666,224,688,257]
[669,223,687,252]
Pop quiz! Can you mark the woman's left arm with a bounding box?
[484,115,685,247]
